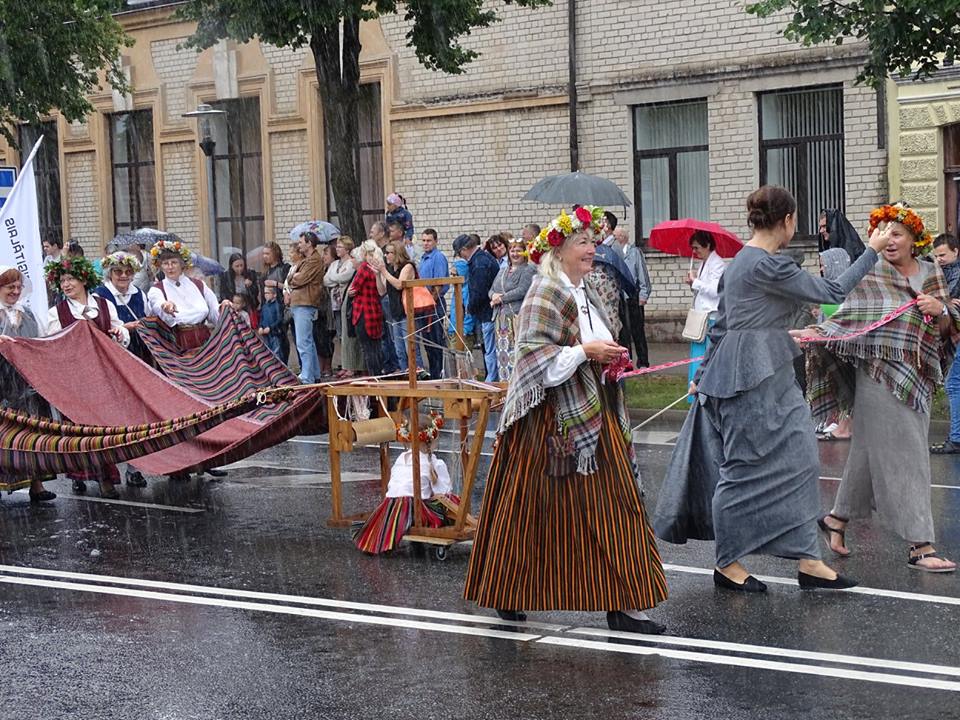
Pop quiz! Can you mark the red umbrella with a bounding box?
[648,219,743,259]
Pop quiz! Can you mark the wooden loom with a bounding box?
[322,275,506,557]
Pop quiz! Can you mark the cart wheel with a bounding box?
[433,546,448,561]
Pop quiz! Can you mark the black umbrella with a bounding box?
[523,171,631,207]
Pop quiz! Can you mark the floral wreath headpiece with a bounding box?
[396,410,445,444]
[44,256,101,292]
[525,205,604,265]
[868,204,933,256]
[102,251,142,274]
[149,238,192,268]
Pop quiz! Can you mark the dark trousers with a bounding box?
[417,308,446,380]
[379,296,399,373]
[356,315,384,376]
[623,301,650,367]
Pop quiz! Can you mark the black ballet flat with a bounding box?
[205,468,228,478]
[495,609,527,622]
[606,611,666,635]
[125,470,147,487]
[797,571,858,590]
[71,479,86,494]
[713,569,768,593]
[29,489,57,503]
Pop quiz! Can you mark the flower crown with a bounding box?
[868,204,933,255]
[149,238,192,268]
[102,251,142,274]
[396,410,444,444]
[525,206,604,265]
[44,256,101,291]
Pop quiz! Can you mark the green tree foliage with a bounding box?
[0,0,131,144]
[747,0,960,88]
[178,0,550,241]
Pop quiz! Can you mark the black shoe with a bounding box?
[713,568,768,593]
[71,479,86,494]
[797,571,858,590]
[606,611,666,635]
[29,489,57,503]
[495,609,527,622]
[125,470,147,487]
[205,468,228,478]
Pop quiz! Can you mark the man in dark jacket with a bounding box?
[456,233,501,382]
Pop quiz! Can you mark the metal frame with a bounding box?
[109,110,157,235]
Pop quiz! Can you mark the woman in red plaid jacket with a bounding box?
[348,241,388,375]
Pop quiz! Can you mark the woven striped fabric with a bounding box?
[139,309,307,425]
[0,396,257,475]
[464,391,668,612]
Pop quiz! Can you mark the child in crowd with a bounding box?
[232,293,252,327]
[258,285,283,357]
[931,233,960,454]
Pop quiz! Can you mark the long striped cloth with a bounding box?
[0,395,259,475]
[0,318,323,476]
[806,258,956,420]
[138,309,315,427]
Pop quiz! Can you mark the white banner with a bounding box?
[0,137,48,330]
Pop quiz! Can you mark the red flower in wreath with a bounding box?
[547,228,564,247]
[529,248,543,264]
[575,206,592,224]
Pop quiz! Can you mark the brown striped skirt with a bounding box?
[464,392,668,612]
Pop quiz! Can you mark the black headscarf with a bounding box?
[820,209,866,261]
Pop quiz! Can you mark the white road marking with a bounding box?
[0,575,541,642]
[47,494,204,514]
[820,475,960,490]
[537,636,960,692]
[0,565,566,632]
[567,627,960,677]
[3,567,957,692]
[662,563,960,607]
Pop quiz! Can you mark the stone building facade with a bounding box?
[887,67,960,238]
[0,0,888,337]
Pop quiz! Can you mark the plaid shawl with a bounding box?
[807,258,956,419]
[500,274,638,483]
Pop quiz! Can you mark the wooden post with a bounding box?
[328,394,344,524]
[454,398,489,532]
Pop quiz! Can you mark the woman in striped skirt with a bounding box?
[464,206,668,634]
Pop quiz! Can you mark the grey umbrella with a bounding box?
[522,171,632,206]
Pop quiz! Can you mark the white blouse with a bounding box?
[46,295,130,347]
[386,451,453,499]
[691,251,725,314]
[543,271,614,388]
[147,277,220,327]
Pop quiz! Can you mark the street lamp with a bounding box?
[183,103,226,261]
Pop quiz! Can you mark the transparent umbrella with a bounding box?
[289,220,341,244]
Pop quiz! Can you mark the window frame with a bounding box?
[757,83,845,237]
[109,109,158,235]
[210,96,265,260]
[632,98,709,242]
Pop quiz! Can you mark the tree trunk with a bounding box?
[310,16,365,243]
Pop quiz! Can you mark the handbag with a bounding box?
[402,285,436,315]
[681,308,709,343]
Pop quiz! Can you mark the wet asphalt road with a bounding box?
[1,417,959,720]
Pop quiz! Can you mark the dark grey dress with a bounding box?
[661,245,879,566]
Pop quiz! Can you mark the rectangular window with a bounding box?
[210,97,264,266]
[759,85,844,236]
[326,82,384,234]
[633,100,709,240]
[17,121,62,247]
[110,110,157,235]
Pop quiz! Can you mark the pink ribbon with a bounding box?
[609,299,925,382]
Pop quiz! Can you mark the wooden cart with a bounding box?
[322,275,506,558]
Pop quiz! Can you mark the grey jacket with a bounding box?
[623,244,652,301]
[489,263,536,319]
